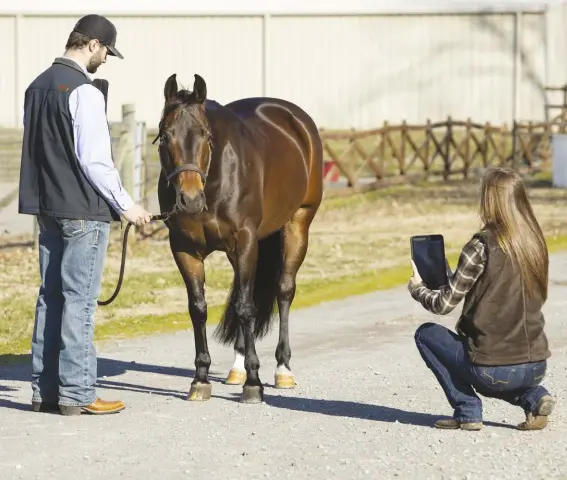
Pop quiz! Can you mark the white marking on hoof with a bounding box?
[276,364,293,376]
[231,352,245,372]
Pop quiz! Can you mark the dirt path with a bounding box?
[1,254,567,480]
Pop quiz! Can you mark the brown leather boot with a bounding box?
[59,397,125,416]
[434,418,483,431]
[517,395,555,431]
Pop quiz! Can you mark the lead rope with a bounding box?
[97,213,171,306]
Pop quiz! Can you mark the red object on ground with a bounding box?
[323,160,339,182]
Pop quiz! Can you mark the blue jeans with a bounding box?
[415,322,551,423]
[31,215,110,407]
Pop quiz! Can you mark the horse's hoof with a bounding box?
[187,382,212,401]
[274,373,296,389]
[240,385,264,404]
[225,369,247,385]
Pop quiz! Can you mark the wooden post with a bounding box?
[444,116,452,180]
[511,120,519,170]
[379,120,387,179]
[464,118,472,178]
[500,123,508,166]
[141,122,148,210]
[33,219,39,250]
[121,104,136,196]
[140,122,149,237]
[400,121,407,175]
[424,119,431,178]
[121,103,136,242]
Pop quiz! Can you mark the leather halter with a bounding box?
[164,162,208,187]
[152,127,212,187]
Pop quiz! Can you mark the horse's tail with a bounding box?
[213,229,284,346]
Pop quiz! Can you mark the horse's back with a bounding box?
[223,96,323,173]
[222,96,323,234]
[224,97,318,131]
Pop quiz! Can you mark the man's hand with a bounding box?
[123,204,152,226]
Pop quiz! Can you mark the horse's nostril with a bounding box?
[177,192,206,214]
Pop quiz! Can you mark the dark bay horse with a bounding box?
[156,73,323,403]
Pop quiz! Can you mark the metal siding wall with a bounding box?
[517,13,547,121]
[17,15,263,127]
[4,12,550,129]
[268,14,547,129]
[0,16,16,126]
[546,2,567,88]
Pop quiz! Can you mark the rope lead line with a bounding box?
[97,213,168,306]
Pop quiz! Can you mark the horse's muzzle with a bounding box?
[176,191,207,215]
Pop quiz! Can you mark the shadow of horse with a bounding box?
[1,354,223,383]
[0,354,227,404]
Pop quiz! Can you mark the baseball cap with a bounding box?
[72,14,124,59]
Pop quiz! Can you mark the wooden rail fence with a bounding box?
[319,116,564,191]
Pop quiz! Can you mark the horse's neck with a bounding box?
[207,103,242,141]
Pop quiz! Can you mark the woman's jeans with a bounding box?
[31,215,110,407]
[415,322,550,423]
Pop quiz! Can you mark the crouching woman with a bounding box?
[409,166,555,431]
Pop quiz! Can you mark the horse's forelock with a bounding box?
[161,89,208,133]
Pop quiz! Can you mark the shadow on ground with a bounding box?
[0,354,222,383]
[216,392,516,430]
[0,354,517,430]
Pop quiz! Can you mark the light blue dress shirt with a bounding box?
[64,56,134,215]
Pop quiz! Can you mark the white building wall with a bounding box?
[0,8,558,129]
[269,13,548,129]
[545,1,567,94]
[0,16,16,127]
[17,15,264,128]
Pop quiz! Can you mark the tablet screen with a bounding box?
[411,235,448,290]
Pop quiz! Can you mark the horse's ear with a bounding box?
[164,73,178,101]
[193,74,207,103]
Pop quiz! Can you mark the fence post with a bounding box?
[121,104,137,242]
[121,104,136,196]
[511,120,519,170]
[444,116,452,180]
[464,118,472,178]
[33,220,39,250]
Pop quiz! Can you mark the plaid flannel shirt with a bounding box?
[409,237,487,315]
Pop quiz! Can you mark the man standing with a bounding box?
[18,14,151,415]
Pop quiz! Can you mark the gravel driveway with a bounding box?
[1,253,567,480]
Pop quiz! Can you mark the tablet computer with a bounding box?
[410,234,448,290]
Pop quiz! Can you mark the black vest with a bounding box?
[18,57,120,221]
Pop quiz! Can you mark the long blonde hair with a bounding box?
[479,166,548,301]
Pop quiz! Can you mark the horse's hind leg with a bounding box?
[170,235,212,401]
[274,206,316,389]
[225,254,247,386]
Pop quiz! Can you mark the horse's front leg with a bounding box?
[170,235,212,401]
[234,228,264,403]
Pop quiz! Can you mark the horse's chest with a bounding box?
[175,218,229,251]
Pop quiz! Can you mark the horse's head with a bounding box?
[156,73,212,215]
